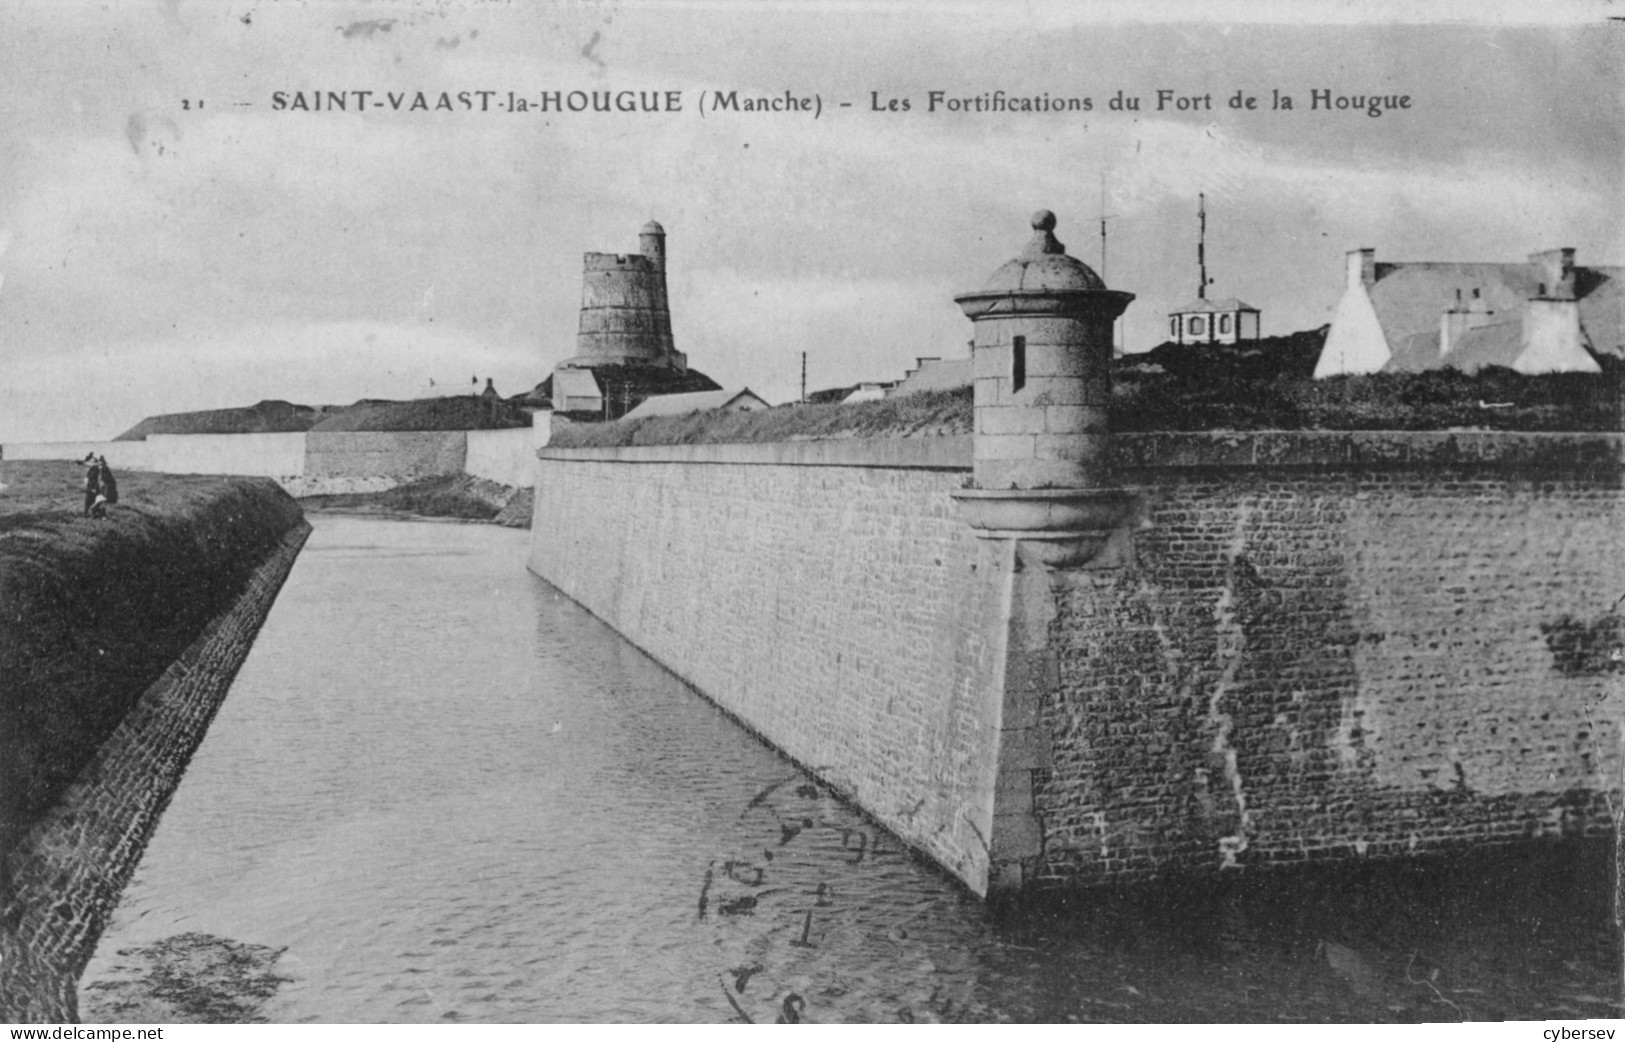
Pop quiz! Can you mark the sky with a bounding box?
[0,0,1619,441]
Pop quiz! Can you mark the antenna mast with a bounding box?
[1092,172,1118,283]
[1197,192,1209,300]
[1090,172,1123,354]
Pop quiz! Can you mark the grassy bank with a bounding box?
[0,461,306,851]
[298,473,532,527]
[551,387,972,448]
[307,396,528,432]
[552,354,1620,450]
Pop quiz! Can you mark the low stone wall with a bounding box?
[0,525,310,1022]
[4,422,546,496]
[1,441,156,468]
[530,432,1623,896]
[144,433,306,477]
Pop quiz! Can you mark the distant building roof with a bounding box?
[1316,247,1624,377]
[622,387,769,420]
[842,382,897,404]
[1369,262,1623,363]
[893,357,971,396]
[1169,297,1260,314]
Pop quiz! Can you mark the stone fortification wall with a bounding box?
[529,440,1010,889]
[465,427,540,488]
[300,431,467,492]
[144,432,306,477]
[1033,433,1623,886]
[0,518,309,1022]
[530,432,1622,895]
[2,441,156,468]
[5,425,544,495]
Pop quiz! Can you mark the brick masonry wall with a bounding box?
[529,457,1009,891]
[1036,460,1623,887]
[0,524,311,1023]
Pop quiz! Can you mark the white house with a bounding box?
[1314,247,1622,377]
[1167,298,1261,345]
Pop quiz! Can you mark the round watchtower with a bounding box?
[566,220,685,370]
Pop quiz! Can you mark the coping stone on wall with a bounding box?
[538,431,1624,475]
[1114,431,1625,472]
[539,435,974,470]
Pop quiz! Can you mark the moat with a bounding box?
[76,516,1620,1023]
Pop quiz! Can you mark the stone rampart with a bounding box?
[529,432,1623,896]
[300,431,467,492]
[0,523,310,1023]
[144,432,306,477]
[465,428,540,488]
[529,447,1009,889]
[1,441,156,468]
[4,424,545,495]
[1035,435,1622,887]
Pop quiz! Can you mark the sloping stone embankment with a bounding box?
[0,474,308,1022]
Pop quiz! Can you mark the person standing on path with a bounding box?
[80,454,101,517]
[96,456,118,509]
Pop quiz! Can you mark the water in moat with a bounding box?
[79,516,1620,1023]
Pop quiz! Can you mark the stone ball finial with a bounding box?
[965,208,1117,293]
[1022,209,1065,259]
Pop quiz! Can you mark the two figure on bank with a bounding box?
[80,453,118,519]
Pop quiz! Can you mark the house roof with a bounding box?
[894,357,972,396]
[1369,262,1625,361]
[622,387,768,420]
[1169,297,1259,315]
[1447,321,1527,373]
[552,369,602,399]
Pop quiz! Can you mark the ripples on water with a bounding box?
[79,517,1620,1023]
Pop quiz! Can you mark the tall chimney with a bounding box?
[1346,248,1376,289]
[1529,248,1576,301]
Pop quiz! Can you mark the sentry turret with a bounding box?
[950,210,1136,569]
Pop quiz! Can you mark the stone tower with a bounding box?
[562,220,687,371]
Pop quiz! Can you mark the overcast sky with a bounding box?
[0,0,1619,440]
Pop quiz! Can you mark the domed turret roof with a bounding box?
[641,220,665,235]
[980,210,1105,292]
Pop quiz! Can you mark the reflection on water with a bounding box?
[80,517,1620,1023]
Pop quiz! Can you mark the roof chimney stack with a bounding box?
[1347,248,1376,289]
[1529,248,1576,301]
